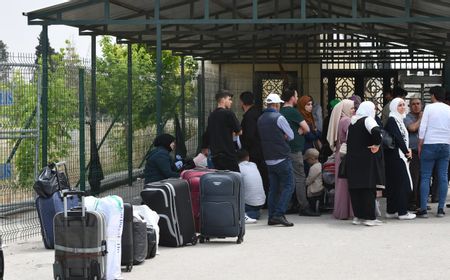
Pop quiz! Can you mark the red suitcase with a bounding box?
[181,168,215,232]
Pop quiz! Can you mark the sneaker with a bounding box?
[363,219,383,226]
[245,215,257,224]
[385,212,398,219]
[352,217,363,225]
[416,209,428,218]
[398,212,416,220]
[436,208,445,218]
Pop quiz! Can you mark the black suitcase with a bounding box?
[141,178,197,247]
[199,171,245,244]
[132,217,147,265]
[0,235,3,280]
[53,191,107,280]
[121,203,133,272]
[145,227,157,259]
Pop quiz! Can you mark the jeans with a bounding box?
[420,144,450,210]
[267,158,295,218]
[245,204,263,219]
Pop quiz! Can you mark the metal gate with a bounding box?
[321,70,398,114]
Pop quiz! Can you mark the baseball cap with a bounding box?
[265,93,284,104]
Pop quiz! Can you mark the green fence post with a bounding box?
[197,73,203,152]
[127,43,133,186]
[181,56,186,138]
[41,25,48,167]
[79,68,86,191]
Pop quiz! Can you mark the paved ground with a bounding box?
[4,200,450,280]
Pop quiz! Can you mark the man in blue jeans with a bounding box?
[257,93,295,226]
[417,86,450,218]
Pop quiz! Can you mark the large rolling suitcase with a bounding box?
[121,203,134,272]
[36,191,79,249]
[181,168,215,232]
[141,178,197,247]
[199,171,245,244]
[53,191,107,280]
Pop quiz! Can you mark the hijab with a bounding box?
[389,97,409,148]
[351,101,376,124]
[298,95,316,128]
[153,133,175,152]
[327,99,354,150]
[349,95,362,110]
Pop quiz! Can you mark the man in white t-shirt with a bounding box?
[417,86,450,218]
[237,149,266,223]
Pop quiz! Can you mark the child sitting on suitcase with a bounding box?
[304,148,325,213]
[237,149,266,224]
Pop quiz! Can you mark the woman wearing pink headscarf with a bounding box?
[327,99,355,219]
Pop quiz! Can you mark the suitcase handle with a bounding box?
[62,190,85,218]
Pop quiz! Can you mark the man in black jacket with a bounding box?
[239,91,269,194]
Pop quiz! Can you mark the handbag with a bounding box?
[338,155,347,178]
[381,129,395,149]
[33,163,69,198]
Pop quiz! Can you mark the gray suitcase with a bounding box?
[199,171,245,244]
[53,191,107,280]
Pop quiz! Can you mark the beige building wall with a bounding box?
[202,62,322,119]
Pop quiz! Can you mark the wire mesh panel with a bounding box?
[0,53,40,242]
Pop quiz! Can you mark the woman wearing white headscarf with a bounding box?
[384,98,415,220]
[346,101,384,226]
[326,99,355,219]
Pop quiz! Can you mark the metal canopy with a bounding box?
[25,0,450,63]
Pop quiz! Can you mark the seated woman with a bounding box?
[144,134,180,184]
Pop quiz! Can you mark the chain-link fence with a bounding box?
[0,51,203,243]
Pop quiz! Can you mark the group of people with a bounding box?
[328,86,450,226]
[143,85,450,228]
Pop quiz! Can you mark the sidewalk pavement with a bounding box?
[4,201,450,280]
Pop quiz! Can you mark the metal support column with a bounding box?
[197,72,203,152]
[127,43,133,186]
[201,60,206,136]
[91,36,97,143]
[79,69,86,191]
[41,25,48,167]
[444,56,450,91]
[180,56,186,138]
[155,0,163,135]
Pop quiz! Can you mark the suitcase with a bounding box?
[146,227,157,259]
[132,216,147,265]
[199,171,245,244]
[36,191,79,249]
[53,191,107,280]
[181,168,216,232]
[132,205,160,258]
[141,178,197,247]
[121,203,134,272]
[0,236,3,280]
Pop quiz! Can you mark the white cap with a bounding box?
[265,93,284,104]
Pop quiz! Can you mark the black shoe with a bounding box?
[437,208,445,218]
[416,209,428,218]
[268,215,294,227]
[299,208,321,217]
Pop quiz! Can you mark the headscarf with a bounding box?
[349,95,362,110]
[351,101,376,125]
[329,98,340,109]
[153,133,175,152]
[388,97,412,190]
[298,95,315,128]
[327,99,354,150]
[389,97,409,148]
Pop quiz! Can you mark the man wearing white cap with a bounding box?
[257,93,295,226]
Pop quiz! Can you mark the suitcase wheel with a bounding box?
[126,265,133,272]
[236,236,244,244]
[191,235,198,245]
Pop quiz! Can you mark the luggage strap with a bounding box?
[54,244,106,254]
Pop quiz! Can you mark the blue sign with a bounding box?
[0,163,12,180]
[0,91,13,105]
